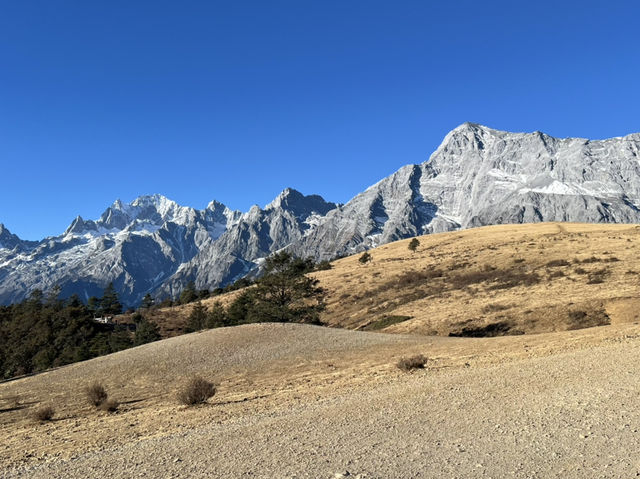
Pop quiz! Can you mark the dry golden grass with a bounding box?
[143,222,640,338]
[313,222,640,336]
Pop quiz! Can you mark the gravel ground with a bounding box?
[4,326,640,478]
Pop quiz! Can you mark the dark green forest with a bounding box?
[0,254,330,380]
[0,285,160,379]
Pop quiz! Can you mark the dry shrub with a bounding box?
[394,269,443,287]
[397,354,428,372]
[178,377,217,406]
[574,256,601,264]
[567,309,610,330]
[481,303,511,314]
[449,321,518,338]
[448,261,471,271]
[486,271,540,290]
[587,268,609,284]
[363,315,412,331]
[548,269,565,279]
[33,405,55,422]
[99,398,119,413]
[546,259,570,267]
[86,382,108,407]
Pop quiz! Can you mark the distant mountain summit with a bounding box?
[2,124,640,305]
[0,190,337,305]
[289,122,640,259]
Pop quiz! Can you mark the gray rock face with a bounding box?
[289,123,640,259]
[2,123,640,305]
[155,188,338,299]
[0,191,337,306]
[0,194,245,305]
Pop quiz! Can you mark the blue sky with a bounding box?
[1,1,639,240]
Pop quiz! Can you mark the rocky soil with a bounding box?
[4,321,640,478]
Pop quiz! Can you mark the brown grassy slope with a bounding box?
[313,222,640,336]
[145,222,640,337]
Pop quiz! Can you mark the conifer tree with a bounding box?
[100,282,122,315]
[247,251,325,324]
[359,251,372,264]
[141,293,154,309]
[186,301,208,331]
[206,301,228,328]
[134,318,161,345]
[180,281,198,305]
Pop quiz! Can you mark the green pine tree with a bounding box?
[100,282,122,315]
[180,281,198,305]
[134,318,161,345]
[206,301,228,328]
[247,251,325,324]
[186,301,208,332]
[140,293,154,309]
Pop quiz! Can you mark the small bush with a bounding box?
[481,303,511,314]
[408,238,420,252]
[99,398,119,413]
[33,405,55,422]
[178,377,217,406]
[587,268,609,284]
[358,251,372,264]
[397,354,428,372]
[574,256,601,264]
[448,261,471,270]
[548,269,565,279]
[546,259,570,267]
[315,260,333,271]
[395,269,443,287]
[86,382,108,407]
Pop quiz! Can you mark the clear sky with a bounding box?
[1,1,639,240]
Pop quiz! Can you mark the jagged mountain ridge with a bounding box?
[2,123,640,305]
[0,190,338,306]
[288,123,640,259]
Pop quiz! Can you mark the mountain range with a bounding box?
[2,122,639,306]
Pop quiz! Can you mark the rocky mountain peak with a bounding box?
[64,215,99,236]
[266,188,337,219]
[0,223,32,251]
[2,124,640,306]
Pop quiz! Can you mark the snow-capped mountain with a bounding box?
[289,122,640,259]
[0,195,244,305]
[0,191,337,306]
[2,123,640,306]
[156,188,338,299]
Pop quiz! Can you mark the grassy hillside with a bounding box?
[146,222,640,337]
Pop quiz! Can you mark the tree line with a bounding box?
[184,252,327,332]
[0,252,331,380]
[0,286,160,379]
